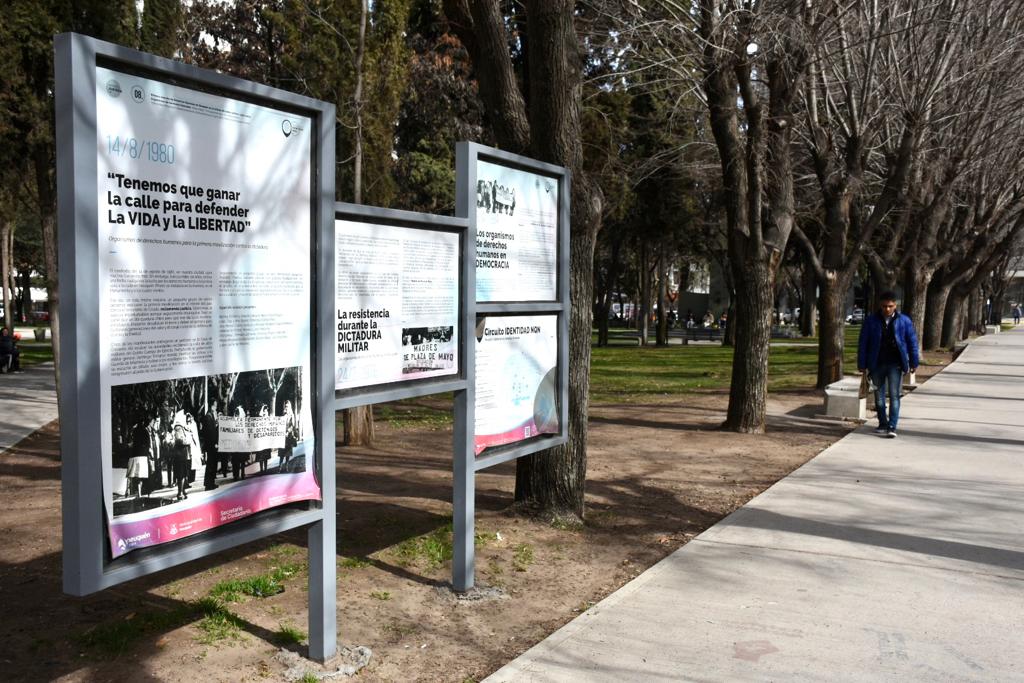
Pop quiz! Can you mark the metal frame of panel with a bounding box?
[54,32,337,661]
[453,142,571,590]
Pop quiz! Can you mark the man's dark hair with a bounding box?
[878,290,898,302]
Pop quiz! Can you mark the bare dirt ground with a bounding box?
[0,357,949,682]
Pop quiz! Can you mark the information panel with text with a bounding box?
[474,160,558,302]
[96,66,321,557]
[335,220,460,390]
[474,315,560,454]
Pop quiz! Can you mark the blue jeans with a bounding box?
[870,363,903,430]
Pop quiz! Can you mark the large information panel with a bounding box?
[335,220,460,390]
[94,66,321,556]
[474,315,559,454]
[475,160,558,302]
[466,145,568,458]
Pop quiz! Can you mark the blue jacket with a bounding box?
[857,311,919,373]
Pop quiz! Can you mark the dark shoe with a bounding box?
[873,427,889,435]
[886,429,898,439]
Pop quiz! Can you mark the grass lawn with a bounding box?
[590,342,859,403]
[590,326,864,403]
[16,341,55,367]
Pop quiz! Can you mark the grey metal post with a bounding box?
[56,31,105,597]
[452,143,478,592]
[452,388,475,592]
[308,101,337,662]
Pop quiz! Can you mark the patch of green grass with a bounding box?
[370,590,392,601]
[588,333,861,403]
[271,544,301,560]
[207,562,302,603]
[590,326,870,398]
[77,596,250,656]
[474,530,498,547]
[194,597,245,645]
[77,603,197,656]
[274,622,307,646]
[14,340,54,367]
[299,673,320,683]
[393,521,454,569]
[339,555,371,569]
[512,543,534,572]
[375,399,453,430]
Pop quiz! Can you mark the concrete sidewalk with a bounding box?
[0,362,58,453]
[488,330,1024,682]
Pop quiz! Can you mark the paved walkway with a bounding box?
[488,329,1024,681]
[0,362,58,453]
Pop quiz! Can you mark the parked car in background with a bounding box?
[846,308,864,324]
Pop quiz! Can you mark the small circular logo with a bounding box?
[117,538,127,552]
[281,119,292,137]
[131,85,145,103]
[105,79,122,97]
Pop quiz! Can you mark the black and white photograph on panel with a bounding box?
[109,366,306,519]
[477,178,517,215]
[401,325,456,375]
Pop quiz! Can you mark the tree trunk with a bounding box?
[656,250,668,346]
[639,242,650,346]
[964,288,977,338]
[596,303,609,346]
[1,220,12,331]
[676,261,689,324]
[816,272,848,387]
[725,249,780,432]
[942,288,966,349]
[343,406,374,446]
[723,304,736,347]
[341,0,372,447]
[19,269,31,323]
[800,265,816,337]
[902,263,932,344]
[31,143,59,396]
[923,278,952,351]
[511,0,601,520]
[352,0,367,203]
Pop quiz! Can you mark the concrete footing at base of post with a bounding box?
[824,377,867,420]
[277,644,372,681]
[985,325,1000,335]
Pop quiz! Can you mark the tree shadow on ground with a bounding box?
[725,508,1024,572]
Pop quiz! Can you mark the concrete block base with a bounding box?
[825,377,867,420]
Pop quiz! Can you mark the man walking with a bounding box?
[858,291,919,438]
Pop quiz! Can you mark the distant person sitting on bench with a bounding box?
[0,327,21,373]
